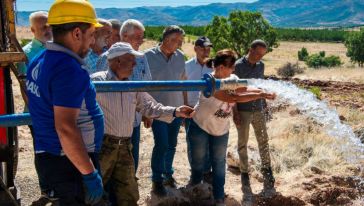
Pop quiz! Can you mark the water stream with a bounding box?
[248,79,364,162]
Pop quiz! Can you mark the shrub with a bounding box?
[309,86,321,99]
[298,47,309,61]
[324,55,342,67]
[276,62,305,78]
[306,54,325,68]
[319,51,326,57]
[305,53,342,68]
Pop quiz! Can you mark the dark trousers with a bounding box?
[131,124,141,173]
[35,152,99,206]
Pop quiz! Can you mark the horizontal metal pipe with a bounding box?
[0,113,32,127]
[0,77,248,127]
[94,80,207,92]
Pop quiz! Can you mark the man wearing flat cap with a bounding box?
[91,42,194,205]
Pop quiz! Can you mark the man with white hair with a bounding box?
[96,19,153,173]
[91,42,194,205]
[17,11,52,197]
[84,18,112,74]
[18,11,52,75]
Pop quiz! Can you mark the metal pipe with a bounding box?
[94,73,248,95]
[0,74,248,127]
[94,80,207,92]
[0,113,31,127]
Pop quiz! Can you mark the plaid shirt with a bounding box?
[97,52,152,81]
[96,53,109,74]
[84,50,100,75]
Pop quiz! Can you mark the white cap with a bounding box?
[106,42,143,60]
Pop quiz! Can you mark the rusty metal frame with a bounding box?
[0,1,21,205]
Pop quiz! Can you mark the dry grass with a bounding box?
[263,41,364,82]
[294,67,364,83]
[226,106,361,181]
[259,108,357,177]
[337,107,364,129]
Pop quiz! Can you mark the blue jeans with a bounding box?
[185,118,211,173]
[188,120,229,200]
[151,118,182,182]
[131,124,141,172]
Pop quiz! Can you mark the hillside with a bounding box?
[16,0,364,27]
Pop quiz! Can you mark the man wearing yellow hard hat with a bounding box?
[26,0,105,205]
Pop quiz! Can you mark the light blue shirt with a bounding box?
[18,38,45,75]
[97,52,152,81]
[185,57,213,106]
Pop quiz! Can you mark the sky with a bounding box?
[17,0,258,11]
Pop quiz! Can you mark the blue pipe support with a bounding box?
[0,74,247,127]
[0,113,32,127]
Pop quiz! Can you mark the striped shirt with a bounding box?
[96,52,153,127]
[91,69,175,137]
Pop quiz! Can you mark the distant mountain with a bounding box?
[16,0,364,27]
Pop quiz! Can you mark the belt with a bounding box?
[104,134,131,145]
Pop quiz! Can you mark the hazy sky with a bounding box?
[17,0,258,11]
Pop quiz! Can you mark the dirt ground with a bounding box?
[12,29,364,205]
[13,77,364,205]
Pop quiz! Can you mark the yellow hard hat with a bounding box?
[48,0,103,27]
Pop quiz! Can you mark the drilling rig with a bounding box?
[0,0,26,205]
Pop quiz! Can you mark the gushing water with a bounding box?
[248,79,364,162]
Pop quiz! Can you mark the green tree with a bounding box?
[345,28,364,67]
[206,11,278,57]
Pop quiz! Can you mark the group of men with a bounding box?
[21,0,275,205]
